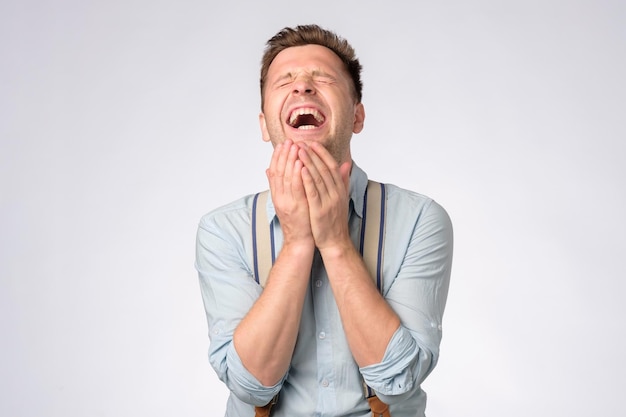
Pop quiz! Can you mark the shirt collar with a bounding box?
[264,161,369,222]
[349,161,369,219]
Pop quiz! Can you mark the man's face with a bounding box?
[259,44,365,163]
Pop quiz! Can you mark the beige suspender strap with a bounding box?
[361,180,386,293]
[252,190,279,417]
[252,190,272,287]
[360,180,389,412]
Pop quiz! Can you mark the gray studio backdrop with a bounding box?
[1,1,624,416]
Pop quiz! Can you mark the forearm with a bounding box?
[321,241,401,367]
[233,241,314,386]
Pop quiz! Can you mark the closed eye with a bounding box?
[272,73,295,89]
[311,70,336,84]
[314,76,335,84]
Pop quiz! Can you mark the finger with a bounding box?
[291,158,306,199]
[297,146,329,199]
[300,164,320,206]
[267,143,281,193]
[283,142,300,197]
[268,140,290,195]
[275,140,292,177]
[300,144,347,202]
[308,142,343,189]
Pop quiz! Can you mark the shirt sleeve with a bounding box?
[360,198,453,404]
[195,207,284,406]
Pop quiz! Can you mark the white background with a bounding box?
[1,1,625,416]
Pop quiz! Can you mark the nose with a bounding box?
[292,77,316,95]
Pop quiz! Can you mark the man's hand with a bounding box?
[297,142,352,252]
[266,140,314,247]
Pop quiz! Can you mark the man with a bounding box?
[196,24,453,417]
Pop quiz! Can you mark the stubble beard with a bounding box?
[322,133,351,164]
[267,123,352,164]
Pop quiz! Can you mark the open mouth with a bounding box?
[287,107,325,130]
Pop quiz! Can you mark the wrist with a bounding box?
[282,238,316,255]
[317,238,356,261]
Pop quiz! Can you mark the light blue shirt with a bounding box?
[196,163,453,417]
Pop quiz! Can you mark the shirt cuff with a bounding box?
[359,326,418,396]
[224,342,284,406]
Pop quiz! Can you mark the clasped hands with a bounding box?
[266,140,352,252]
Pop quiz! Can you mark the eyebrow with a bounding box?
[310,69,336,78]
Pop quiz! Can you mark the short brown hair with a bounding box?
[260,24,363,108]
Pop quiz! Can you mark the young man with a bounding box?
[196,24,453,417]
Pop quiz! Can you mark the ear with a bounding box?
[352,103,365,134]
[259,112,271,142]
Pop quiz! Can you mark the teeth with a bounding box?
[289,108,325,126]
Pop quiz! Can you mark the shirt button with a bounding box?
[319,331,326,339]
[321,379,329,387]
[315,280,322,288]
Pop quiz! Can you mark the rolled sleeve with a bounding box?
[362,194,453,404]
[360,327,419,397]
[224,343,284,404]
[196,203,283,406]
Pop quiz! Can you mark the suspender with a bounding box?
[251,180,389,417]
[360,180,387,292]
[251,189,274,286]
